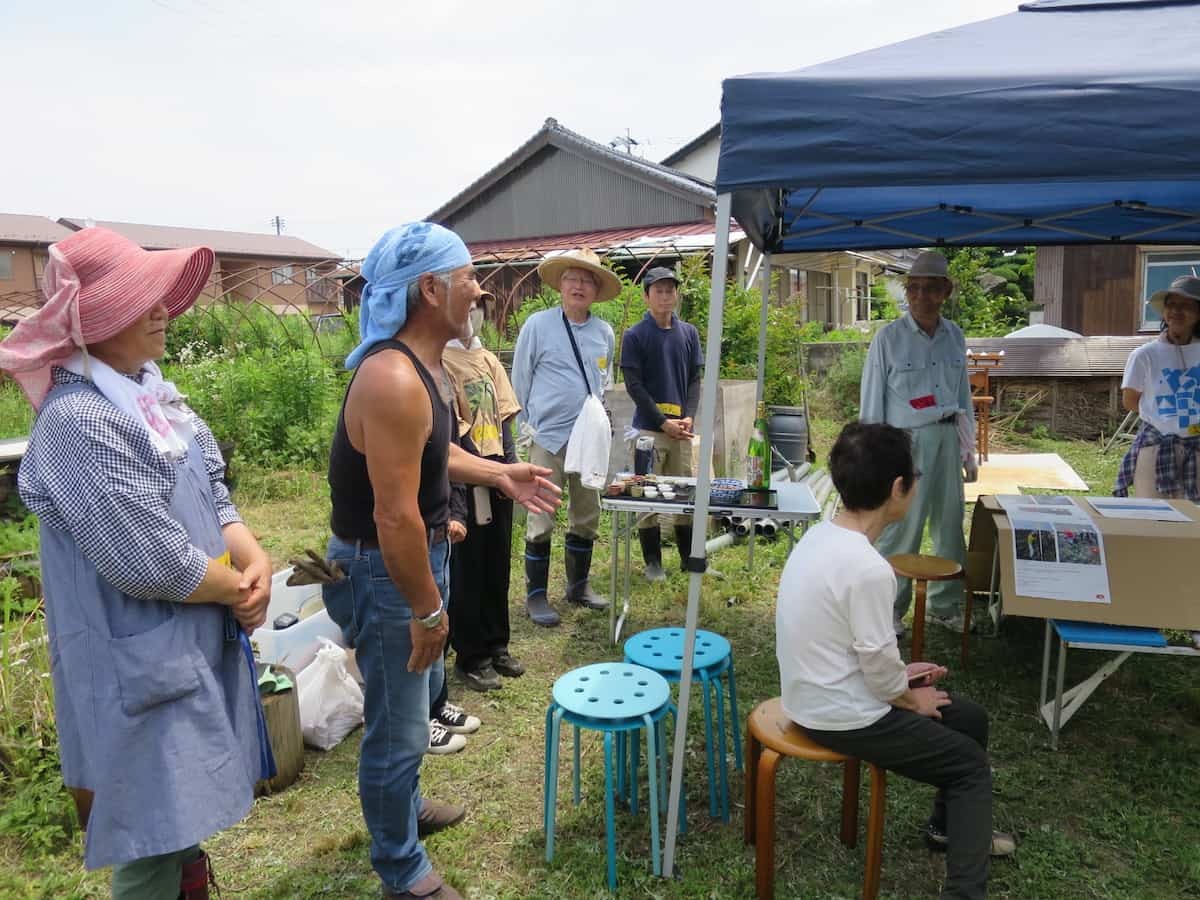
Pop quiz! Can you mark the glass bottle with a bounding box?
[746,401,770,489]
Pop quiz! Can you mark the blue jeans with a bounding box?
[323,536,449,893]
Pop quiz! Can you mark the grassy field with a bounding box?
[4,426,1200,899]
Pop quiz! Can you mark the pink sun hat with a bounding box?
[0,226,214,408]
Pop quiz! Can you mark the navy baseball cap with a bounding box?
[642,267,680,291]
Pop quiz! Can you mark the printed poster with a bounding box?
[997,495,1111,604]
[1087,497,1193,523]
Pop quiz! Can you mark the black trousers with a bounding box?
[803,695,992,900]
[448,491,514,671]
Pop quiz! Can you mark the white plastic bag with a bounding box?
[297,637,364,750]
[564,394,612,489]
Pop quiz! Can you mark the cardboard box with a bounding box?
[966,495,1200,629]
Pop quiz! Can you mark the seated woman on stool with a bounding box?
[775,422,1013,900]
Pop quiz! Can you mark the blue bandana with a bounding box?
[346,222,471,370]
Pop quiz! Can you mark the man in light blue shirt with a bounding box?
[859,251,978,635]
[512,248,617,626]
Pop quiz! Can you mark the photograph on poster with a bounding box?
[1013,520,1057,562]
[1055,525,1102,566]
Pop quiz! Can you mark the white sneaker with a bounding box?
[427,721,467,755]
[434,702,481,735]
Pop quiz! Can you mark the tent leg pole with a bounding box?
[663,192,733,879]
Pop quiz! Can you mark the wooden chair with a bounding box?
[887,553,971,667]
[745,698,887,900]
[968,352,1003,463]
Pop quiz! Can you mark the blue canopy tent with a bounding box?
[664,0,1200,877]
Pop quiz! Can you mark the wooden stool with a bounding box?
[744,698,886,900]
[887,554,970,667]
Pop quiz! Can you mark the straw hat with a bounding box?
[1149,274,1200,317]
[537,248,622,303]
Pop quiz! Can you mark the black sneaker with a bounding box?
[491,651,525,678]
[924,823,1016,857]
[455,663,502,692]
[427,722,466,755]
[433,701,481,734]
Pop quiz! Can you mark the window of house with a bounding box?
[1142,251,1200,330]
[271,264,295,286]
[855,270,870,321]
[0,252,12,280]
[788,268,806,297]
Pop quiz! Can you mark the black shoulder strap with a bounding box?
[561,311,594,397]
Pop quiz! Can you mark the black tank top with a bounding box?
[328,339,452,540]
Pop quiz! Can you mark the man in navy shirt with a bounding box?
[620,267,703,580]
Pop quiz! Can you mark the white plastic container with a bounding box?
[250,567,346,675]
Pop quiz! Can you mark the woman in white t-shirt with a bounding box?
[1116,275,1200,499]
[776,422,1013,900]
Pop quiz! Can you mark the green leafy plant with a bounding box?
[0,733,73,855]
[0,381,34,441]
[166,347,343,470]
[821,346,868,419]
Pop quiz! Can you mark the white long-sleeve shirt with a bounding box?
[776,521,908,731]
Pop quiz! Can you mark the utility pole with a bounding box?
[269,215,285,235]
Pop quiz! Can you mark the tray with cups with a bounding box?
[605,474,688,503]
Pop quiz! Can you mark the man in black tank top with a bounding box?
[321,222,560,900]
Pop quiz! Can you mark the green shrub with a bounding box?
[0,382,34,440]
[166,347,343,470]
[822,346,868,419]
[0,734,74,855]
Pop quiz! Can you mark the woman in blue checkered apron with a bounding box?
[1116,275,1200,500]
[0,227,275,899]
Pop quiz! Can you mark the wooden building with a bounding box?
[1037,244,1200,336]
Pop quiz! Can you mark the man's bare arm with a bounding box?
[352,356,443,619]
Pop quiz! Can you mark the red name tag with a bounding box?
[909,394,936,410]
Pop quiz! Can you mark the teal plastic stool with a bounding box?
[543,663,676,890]
[624,627,743,820]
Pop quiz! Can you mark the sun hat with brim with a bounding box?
[0,226,214,408]
[1149,274,1200,317]
[537,248,622,303]
[905,250,957,298]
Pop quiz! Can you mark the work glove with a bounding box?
[286,549,345,586]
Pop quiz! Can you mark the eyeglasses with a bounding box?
[561,274,596,287]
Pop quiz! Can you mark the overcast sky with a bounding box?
[2,0,1015,257]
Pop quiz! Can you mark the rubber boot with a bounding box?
[674,524,694,573]
[179,849,214,900]
[523,539,560,626]
[563,534,609,609]
[638,527,667,582]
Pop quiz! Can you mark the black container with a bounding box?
[767,405,811,469]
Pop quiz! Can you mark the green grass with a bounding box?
[3,434,1197,898]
